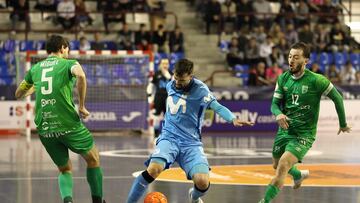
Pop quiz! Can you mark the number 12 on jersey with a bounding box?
[292,94,299,105]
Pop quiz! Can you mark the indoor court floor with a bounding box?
[0,131,359,203]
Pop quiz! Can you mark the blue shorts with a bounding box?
[145,137,209,180]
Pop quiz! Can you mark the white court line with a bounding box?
[99,149,322,159]
[0,176,134,181]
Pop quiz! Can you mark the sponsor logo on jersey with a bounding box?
[41,99,56,107]
[122,111,142,122]
[302,85,308,94]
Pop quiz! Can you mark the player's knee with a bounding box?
[278,158,292,171]
[85,152,100,168]
[58,164,72,173]
[273,162,278,170]
[147,164,163,178]
[194,177,209,190]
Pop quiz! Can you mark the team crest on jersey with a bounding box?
[302,85,308,94]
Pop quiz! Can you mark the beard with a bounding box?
[290,63,303,75]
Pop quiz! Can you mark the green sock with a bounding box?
[288,166,301,180]
[87,167,103,198]
[58,172,73,201]
[264,184,280,202]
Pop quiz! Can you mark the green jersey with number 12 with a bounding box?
[272,69,333,137]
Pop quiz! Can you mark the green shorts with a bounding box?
[39,125,94,167]
[272,131,315,162]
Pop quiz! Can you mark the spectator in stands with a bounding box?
[220,0,237,32]
[235,0,254,31]
[298,24,314,45]
[118,23,134,50]
[79,36,91,51]
[204,0,221,34]
[277,37,290,61]
[318,0,339,24]
[135,24,152,49]
[245,37,260,65]
[313,24,330,52]
[306,0,321,13]
[259,35,274,66]
[248,62,270,86]
[3,31,18,75]
[249,25,266,44]
[265,62,283,85]
[252,0,273,30]
[295,0,310,28]
[326,63,341,84]
[57,0,76,30]
[9,0,31,31]
[91,32,105,50]
[152,24,168,53]
[133,0,150,12]
[354,71,360,85]
[285,23,298,46]
[341,61,356,85]
[269,46,285,68]
[269,23,285,45]
[226,37,244,68]
[103,0,124,34]
[276,0,295,30]
[96,0,106,11]
[169,26,184,53]
[329,22,349,52]
[34,0,56,11]
[119,0,133,12]
[147,0,166,12]
[75,0,93,28]
[310,63,323,74]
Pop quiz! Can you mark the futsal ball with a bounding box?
[144,191,168,203]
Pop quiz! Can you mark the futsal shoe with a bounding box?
[293,170,310,189]
[188,188,204,203]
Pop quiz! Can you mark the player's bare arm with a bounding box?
[71,63,89,119]
[15,80,34,99]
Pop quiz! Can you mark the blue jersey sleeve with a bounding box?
[209,100,235,123]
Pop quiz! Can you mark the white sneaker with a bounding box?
[188,188,204,203]
[293,170,309,189]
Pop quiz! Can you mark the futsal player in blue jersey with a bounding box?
[126,59,254,203]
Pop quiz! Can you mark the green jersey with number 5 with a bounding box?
[272,69,334,137]
[25,56,82,134]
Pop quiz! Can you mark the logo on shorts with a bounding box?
[295,147,301,152]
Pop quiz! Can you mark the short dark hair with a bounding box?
[46,35,69,54]
[290,42,310,58]
[174,59,194,76]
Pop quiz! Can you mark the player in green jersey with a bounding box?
[259,42,351,203]
[15,35,105,203]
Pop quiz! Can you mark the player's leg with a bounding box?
[81,145,104,203]
[180,145,210,203]
[39,133,74,203]
[126,138,178,203]
[63,126,104,203]
[272,156,302,185]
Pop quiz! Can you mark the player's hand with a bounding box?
[79,107,90,119]
[232,119,254,127]
[276,114,289,129]
[337,126,351,135]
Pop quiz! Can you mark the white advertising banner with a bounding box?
[318,100,360,132]
[0,101,36,129]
